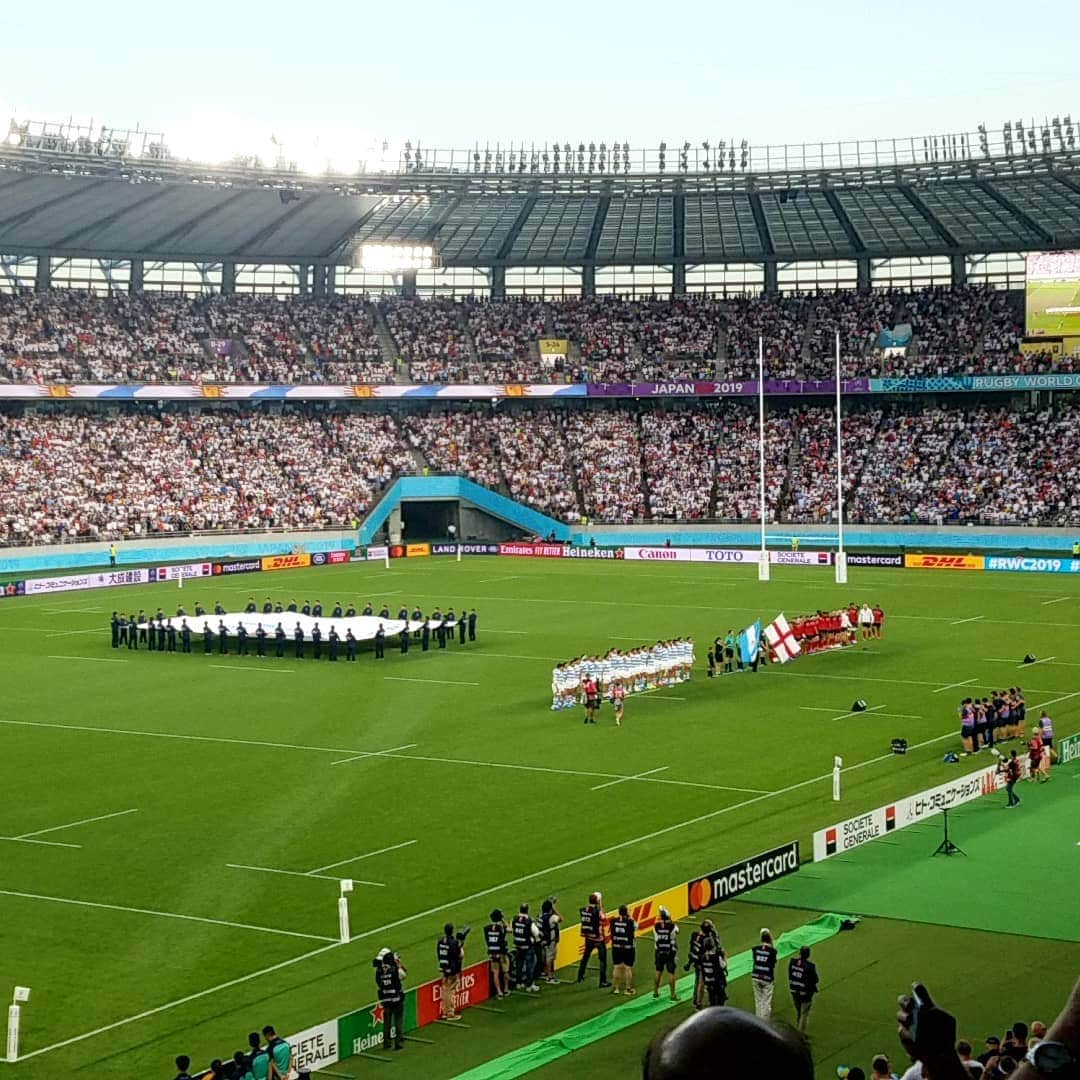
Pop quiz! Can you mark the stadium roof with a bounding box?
[1,142,1079,268]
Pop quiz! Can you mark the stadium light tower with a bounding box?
[356,244,436,274]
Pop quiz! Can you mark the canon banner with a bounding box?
[25,568,152,595]
[623,546,755,564]
[687,842,800,912]
[812,763,1014,861]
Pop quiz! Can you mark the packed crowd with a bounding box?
[2,286,1076,385]
[2,398,1077,544]
[0,410,412,544]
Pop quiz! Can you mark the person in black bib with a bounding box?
[421,619,431,652]
[301,601,312,617]
[484,910,510,999]
[700,938,728,1007]
[511,904,540,992]
[787,945,818,1032]
[685,919,719,1009]
[362,601,373,617]
[217,621,228,654]
[313,601,323,618]
[332,602,343,618]
[287,599,298,613]
[236,623,248,656]
[156,619,166,652]
[262,597,273,614]
[397,606,409,622]
[166,620,177,652]
[610,904,637,996]
[411,606,423,639]
[345,603,356,618]
[576,892,610,988]
[126,613,138,649]
[652,907,679,1000]
[436,923,464,1021]
[539,898,562,984]
[378,602,390,619]
[244,597,257,614]
[373,949,406,1051]
[751,928,777,1019]
[400,625,410,654]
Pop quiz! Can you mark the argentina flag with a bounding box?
[738,620,762,666]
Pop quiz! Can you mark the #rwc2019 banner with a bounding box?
[812,763,1014,861]
[687,842,801,913]
[985,556,1080,574]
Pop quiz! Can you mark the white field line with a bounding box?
[42,606,103,614]
[985,657,1080,668]
[0,716,762,796]
[14,808,138,840]
[1042,597,1071,605]
[383,676,480,686]
[305,840,418,875]
[1021,656,1057,668]
[208,664,295,674]
[1031,692,1080,710]
[591,766,669,792]
[0,888,338,943]
[46,654,129,664]
[933,678,979,695]
[225,864,384,887]
[8,721,972,1064]
[45,628,107,638]
[799,706,923,720]
[0,836,81,849]
[949,615,984,626]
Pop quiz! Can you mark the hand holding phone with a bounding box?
[897,982,958,1068]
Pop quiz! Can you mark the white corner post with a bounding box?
[338,880,353,944]
[457,542,462,563]
[832,756,842,802]
[757,335,770,582]
[7,987,30,1062]
[834,331,848,585]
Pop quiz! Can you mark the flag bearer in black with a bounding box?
[180,620,192,653]
[237,623,249,656]
[293,623,305,659]
[313,601,323,618]
[468,608,477,642]
[275,623,286,658]
[156,619,167,652]
[610,905,637,996]
[175,604,186,618]
[301,600,311,616]
[146,615,156,651]
[652,907,679,1001]
[540,899,562,985]
[411,605,423,639]
[194,601,206,617]
[214,601,226,616]
[373,949,406,1051]
[362,601,374,616]
[685,919,719,1009]
[700,938,728,1007]
[512,904,540,992]
[346,629,357,661]
[262,597,273,614]
[287,599,298,613]
[166,620,177,652]
[332,602,343,618]
[432,607,444,648]
[576,892,610,988]
[245,597,257,613]
[378,602,390,619]
[111,612,121,648]
[217,620,229,654]
[788,945,818,1033]
[328,627,339,661]
[256,624,267,658]
[444,608,456,649]
[751,928,777,1019]
[345,602,356,618]
[436,923,464,1021]
[137,610,148,644]
[311,623,323,660]
[374,623,386,659]
[484,910,510,999]
[274,601,284,614]
[458,608,467,645]
[203,622,214,654]
[127,614,138,649]
[397,605,409,622]
[400,625,410,654]
[421,619,431,652]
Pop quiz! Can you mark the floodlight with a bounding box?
[357,244,435,273]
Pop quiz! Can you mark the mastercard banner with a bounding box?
[553,883,688,970]
[687,841,800,913]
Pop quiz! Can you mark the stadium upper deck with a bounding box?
[2,118,1079,290]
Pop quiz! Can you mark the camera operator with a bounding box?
[576,892,611,988]
[484,909,510,999]
[686,918,719,1009]
[373,947,407,1052]
[437,923,466,1021]
[512,903,541,992]
[540,897,563,985]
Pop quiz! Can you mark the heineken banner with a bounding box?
[337,994,420,1058]
[1059,732,1080,768]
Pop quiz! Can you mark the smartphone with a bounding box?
[910,982,932,1043]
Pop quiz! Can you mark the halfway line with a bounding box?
[15,808,138,840]
[932,678,978,694]
[592,766,669,792]
[383,676,480,686]
[209,665,295,674]
[46,655,129,664]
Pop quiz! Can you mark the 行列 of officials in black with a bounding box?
[111,602,479,662]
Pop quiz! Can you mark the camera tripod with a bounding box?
[932,809,965,857]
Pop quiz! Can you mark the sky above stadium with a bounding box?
[4,0,1077,168]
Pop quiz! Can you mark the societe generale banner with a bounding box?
[553,883,688,970]
[904,553,985,571]
[261,553,312,572]
[812,762,1018,861]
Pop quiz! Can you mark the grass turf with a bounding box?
[0,556,1077,1079]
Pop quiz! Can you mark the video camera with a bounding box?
[372,947,399,969]
[455,925,471,943]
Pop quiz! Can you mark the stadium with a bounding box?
[0,88,1079,1080]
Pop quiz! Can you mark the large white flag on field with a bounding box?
[764,613,801,663]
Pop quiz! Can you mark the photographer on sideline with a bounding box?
[512,903,541,992]
[437,923,466,1021]
[540,898,563,985]
[374,948,407,1052]
[485,909,511,999]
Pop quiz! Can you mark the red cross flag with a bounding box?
[764,613,801,663]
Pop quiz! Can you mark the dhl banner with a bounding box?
[260,553,312,571]
[904,553,985,571]
[553,884,687,969]
[405,542,431,558]
[538,338,570,356]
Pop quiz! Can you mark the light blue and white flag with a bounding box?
[738,620,762,666]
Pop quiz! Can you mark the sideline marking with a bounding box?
[4,723,972,1064]
[591,766,669,792]
[328,742,418,766]
[1021,655,1056,668]
[0,836,81,849]
[225,865,384,887]
[949,615,984,626]
[383,676,480,687]
[14,808,138,840]
[932,678,978,695]
[306,840,418,875]
[209,664,295,674]
[1042,597,1070,606]
[46,654,129,664]
[0,888,337,943]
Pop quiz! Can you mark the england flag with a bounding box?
[764,613,801,663]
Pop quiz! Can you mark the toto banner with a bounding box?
[844,552,904,568]
[499,541,567,558]
[687,842,800,913]
[25,568,152,595]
